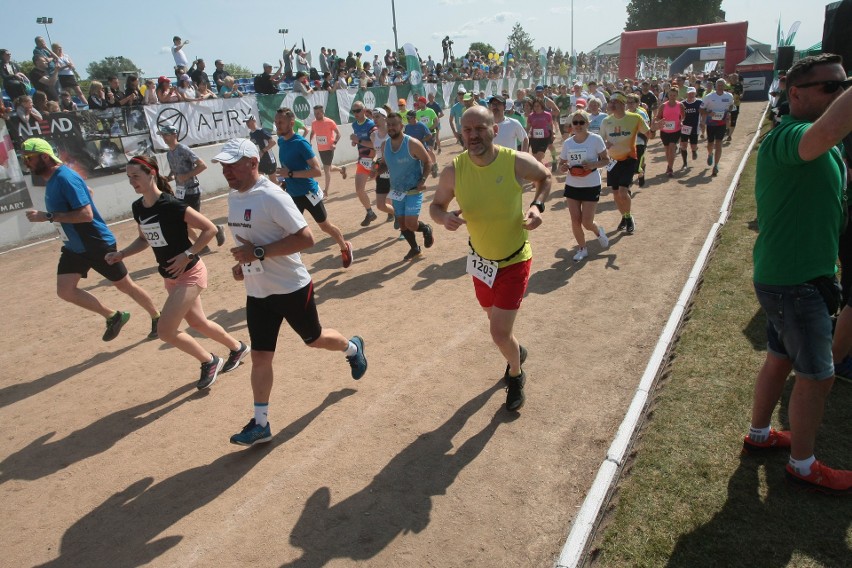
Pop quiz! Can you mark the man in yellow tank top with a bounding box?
[430,106,552,412]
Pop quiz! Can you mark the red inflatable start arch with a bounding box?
[618,21,749,79]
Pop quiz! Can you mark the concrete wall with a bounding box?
[1,115,454,251]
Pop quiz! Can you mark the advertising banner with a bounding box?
[144,97,259,151]
[0,120,33,215]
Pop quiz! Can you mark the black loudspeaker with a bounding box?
[776,46,795,72]
[823,0,852,73]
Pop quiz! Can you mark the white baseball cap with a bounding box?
[212,138,259,163]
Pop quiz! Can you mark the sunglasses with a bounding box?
[572,121,587,125]
[352,108,364,113]
[792,78,852,94]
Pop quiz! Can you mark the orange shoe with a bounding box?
[341,241,353,268]
[785,460,852,495]
[742,429,791,455]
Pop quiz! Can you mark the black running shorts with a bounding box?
[246,282,322,351]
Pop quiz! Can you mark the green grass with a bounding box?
[591,125,852,568]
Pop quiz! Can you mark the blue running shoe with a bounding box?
[347,336,368,380]
[230,418,272,446]
[707,153,713,167]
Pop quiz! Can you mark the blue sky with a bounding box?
[5,0,827,76]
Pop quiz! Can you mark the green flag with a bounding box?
[403,43,425,97]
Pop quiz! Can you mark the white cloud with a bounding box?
[550,6,571,14]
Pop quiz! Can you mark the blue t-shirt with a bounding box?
[450,102,465,130]
[45,165,115,254]
[351,118,377,158]
[384,135,423,192]
[404,122,431,145]
[277,133,320,197]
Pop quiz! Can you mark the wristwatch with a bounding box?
[184,249,197,260]
[253,245,266,261]
[45,211,54,221]
[288,170,294,178]
[531,201,545,213]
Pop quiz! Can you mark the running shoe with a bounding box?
[341,241,354,268]
[340,166,348,179]
[386,213,394,223]
[637,175,645,188]
[148,316,160,340]
[346,336,368,380]
[597,226,609,249]
[573,247,588,262]
[423,224,434,248]
[625,216,636,234]
[742,429,791,455]
[505,370,526,411]
[431,163,439,178]
[707,154,713,166]
[222,342,251,373]
[197,354,224,390]
[103,311,130,342]
[393,217,400,230]
[726,135,732,142]
[692,149,698,160]
[785,460,852,495]
[712,166,719,177]
[666,168,673,178]
[616,217,628,231]
[360,209,378,227]
[404,246,422,261]
[216,225,226,247]
[230,418,272,446]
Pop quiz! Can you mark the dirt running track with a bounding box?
[0,102,763,567]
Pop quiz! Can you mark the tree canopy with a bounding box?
[86,56,141,81]
[507,23,535,59]
[469,42,496,56]
[625,0,725,31]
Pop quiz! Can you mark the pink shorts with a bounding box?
[164,259,208,292]
[472,258,531,311]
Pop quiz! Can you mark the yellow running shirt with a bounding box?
[600,112,649,160]
[454,146,532,268]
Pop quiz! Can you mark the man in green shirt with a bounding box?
[743,53,852,495]
[415,95,439,177]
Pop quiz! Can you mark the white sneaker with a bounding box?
[573,247,588,262]
[597,226,609,249]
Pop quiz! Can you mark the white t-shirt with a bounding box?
[701,91,734,124]
[560,133,607,188]
[227,177,312,298]
[371,130,390,178]
[493,117,528,150]
[171,45,189,68]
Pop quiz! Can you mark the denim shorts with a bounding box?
[753,281,834,380]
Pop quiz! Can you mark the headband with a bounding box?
[130,156,158,171]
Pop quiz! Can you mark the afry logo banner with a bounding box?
[144,97,259,151]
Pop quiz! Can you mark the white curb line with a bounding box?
[556,104,770,568]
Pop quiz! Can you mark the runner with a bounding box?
[601,92,649,235]
[490,95,528,152]
[679,86,702,167]
[369,108,395,223]
[558,109,610,261]
[349,101,379,226]
[159,125,227,247]
[385,112,434,261]
[654,88,685,177]
[553,84,573,142]
[23,138,161,342]
[274,107,353,269]
[586,98,607,135]
[625,94,651,187]
[105,155,250,390]
[430,106,552,411]
[526,99,555,169]
[404,110,434,149]
[308,105,347,196]
[727,73,744,142]
[245,116,277,181]
[532,85,561,171]
[425,92,444,155]
[449,87,467,147]
[700,78,734,176]
[414,97,440,177]
[216,138,368,446]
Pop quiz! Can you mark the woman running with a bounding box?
[105,155,250,390]
[655,87,685,177]
[558,110,610,262]
[526,99,554,167]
